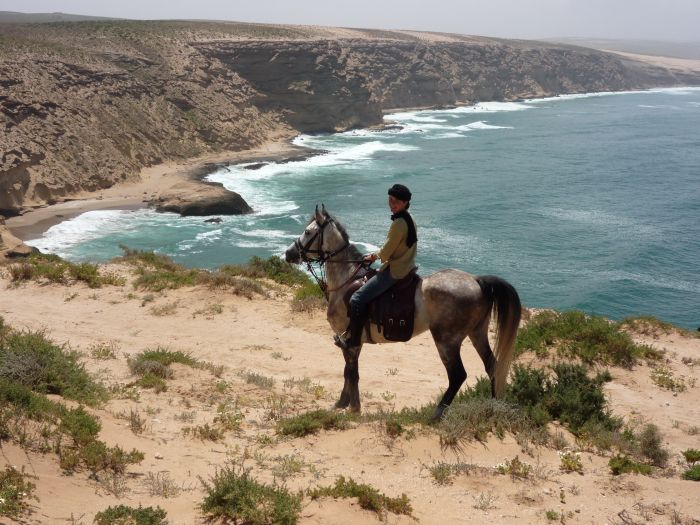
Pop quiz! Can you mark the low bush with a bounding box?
[681,464,700,481]
[515,310,662,366]
[636,423,669,467]
[608,455,652,476]
[0,466,37,520]
[276,409,353,437]
[200,463,302,525]
[506,363,620,436]
[128,347,200,391]
[94,504,167,525]
[308,476,413,519]
[0,380,142,475]
[220,256,310,287]
[682,449,700,464]
[0,320,107,406]
[9,253,124,288]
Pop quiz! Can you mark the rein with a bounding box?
[296,218,368,298]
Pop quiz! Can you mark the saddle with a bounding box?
[343,268,421,342]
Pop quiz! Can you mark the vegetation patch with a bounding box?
[608,455,652,476]
[219,255,310,287]
[0,318,107,405]
[8,253,125,288]
[0,466,37,520]
[515,310,662,366]
[0,380,143,475]
[94,504,167,525]
[494,456,532,479]
[200,463,302,525]
[505,363,619,436]
[291,281,326,312]
[276,409,353,437]
[127,347,205,391]
[650,365,688,392]
[681,464,700,481]
[308,476,413,519]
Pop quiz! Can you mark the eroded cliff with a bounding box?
[2,21,699,215]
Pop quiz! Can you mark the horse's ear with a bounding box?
[321,203,327,217]
[314,204,323,224]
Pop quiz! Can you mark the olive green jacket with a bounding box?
[375,215,417,279]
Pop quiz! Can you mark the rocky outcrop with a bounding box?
[152,181,252,216]
[0,216,34,259]
[2,22,699,215]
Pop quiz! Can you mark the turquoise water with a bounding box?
[28,88,700,329]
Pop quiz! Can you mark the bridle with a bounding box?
[294,217,368,297]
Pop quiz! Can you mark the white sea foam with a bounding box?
[195,229,222,242]
[24,209,152,255]
[456,121,514,131]
[538,207,661,240]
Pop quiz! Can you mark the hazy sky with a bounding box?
[1,0,698,41]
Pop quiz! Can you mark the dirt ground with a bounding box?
[0,263,699,525]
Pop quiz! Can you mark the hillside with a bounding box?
[0,257,698,524]
[2,20,700,216]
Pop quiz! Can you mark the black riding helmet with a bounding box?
[388,184,411,202]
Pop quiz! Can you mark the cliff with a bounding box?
[2,21,699,216]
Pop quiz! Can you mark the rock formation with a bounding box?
[2,21,699,216]
[152,180,252,216]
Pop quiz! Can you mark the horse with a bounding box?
[285,205,522,420]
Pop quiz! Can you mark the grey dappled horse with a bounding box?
[285,206,521,420]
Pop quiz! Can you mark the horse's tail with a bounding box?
[476,275,522,398]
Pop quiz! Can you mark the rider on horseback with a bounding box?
[334,184,418,351]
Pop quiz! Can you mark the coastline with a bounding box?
[6,139,310,241]
[8,85,700,243]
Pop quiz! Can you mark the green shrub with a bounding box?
[681,464,700,481]
[127,348,200,391]
[438,398,531,448]
[220,256,311,287]
[0,325,107,406]
[636,423,668,467]
[609,455,652,476]
[277,409,352,437]
[9,253,124,288]
[682,449,700,464]
[200,463,302,525]
[0,466,37,519]
[506,363,619,436]
[308,476,413,519]
[0,379,142,475]
[94,504,167,525]
[516,310,660,366]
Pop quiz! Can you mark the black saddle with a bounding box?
[343,268,421,342]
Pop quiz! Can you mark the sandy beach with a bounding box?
[5,139,308,242]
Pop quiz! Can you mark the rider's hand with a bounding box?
[363,253,378,263]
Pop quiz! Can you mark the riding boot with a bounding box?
[334,309,367,350]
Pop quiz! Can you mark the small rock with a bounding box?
[154,452,163,459]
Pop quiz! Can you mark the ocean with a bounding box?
[26,88,700,329]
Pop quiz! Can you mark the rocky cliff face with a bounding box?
[2,22,699,215]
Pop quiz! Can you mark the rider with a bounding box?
[334,183,418,350]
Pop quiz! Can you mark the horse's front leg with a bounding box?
[335,345,362,413]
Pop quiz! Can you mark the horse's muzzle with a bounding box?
[285,243,300,264]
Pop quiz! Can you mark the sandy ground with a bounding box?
[606,51,700,74]
[5,140,306,242]
[0,264,698,525]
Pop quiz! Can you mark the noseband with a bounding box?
[294,218,366,298]
[294,218,349,264]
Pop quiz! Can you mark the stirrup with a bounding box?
[333,332,351,351]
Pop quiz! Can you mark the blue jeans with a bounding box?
[350,270,397,318]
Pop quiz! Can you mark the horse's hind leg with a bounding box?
[468,318,497,398]
[335,345,362,412]
[431,331,468,421]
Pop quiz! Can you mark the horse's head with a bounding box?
[285,204,348,264]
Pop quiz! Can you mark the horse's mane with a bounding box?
[309,212,364,260]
